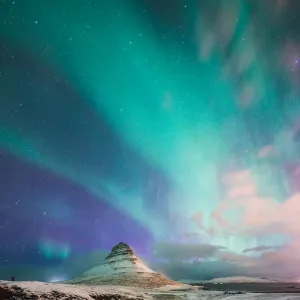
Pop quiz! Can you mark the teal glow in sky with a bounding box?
[1,0,300,281]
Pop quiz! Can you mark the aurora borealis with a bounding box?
[1,0,300,281]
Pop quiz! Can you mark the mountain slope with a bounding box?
[68,242,182,288]
[83,242,155,276]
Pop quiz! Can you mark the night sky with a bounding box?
[1,0,300,282]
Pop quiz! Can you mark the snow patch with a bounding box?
[0,280,150,300]
[202,276,279,283]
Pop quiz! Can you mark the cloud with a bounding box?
[153,242,226,262]
[257,145,274,159]
[211,192,300,237]
[190,212,203,228]
[204,166,300,239]
[221,241,300,279]
[160,165,300,280]
[182,232,201,239]
[206,168,300,279]
[154,260,242,281]
[243,245,278,254]
[152,240,300,280]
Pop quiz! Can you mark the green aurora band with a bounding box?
[0,0,296,255]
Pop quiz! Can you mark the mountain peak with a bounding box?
[114,242,131,249]
[69,241,182,288]
[105,242,134,260]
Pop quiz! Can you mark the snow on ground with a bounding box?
[186,292,300,300]
[151,284,199,292]
[1,280,300,300]
[0,280,152,300]
[149,287,300,300]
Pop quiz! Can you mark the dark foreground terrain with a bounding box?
[197,282,300,293]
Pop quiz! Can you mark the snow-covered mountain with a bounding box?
[83,242,155,276]
[68,242,181,288]
[202,276,279,283]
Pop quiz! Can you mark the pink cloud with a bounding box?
[227,183,256,198]
[241,193,300,236]
[239,241,300,279]
[222,169,252,185]
[191,212,203,228]
[257,145,274,158]
[212,191,300,238]
[209,167,300,238]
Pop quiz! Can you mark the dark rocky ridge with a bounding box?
[106,242,135,259]
[103,242,139,266]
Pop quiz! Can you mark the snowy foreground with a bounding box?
[0,280,300,300]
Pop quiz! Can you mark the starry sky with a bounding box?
[1,0,300,282]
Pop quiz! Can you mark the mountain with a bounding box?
[68,242,182,288]
[202,276,278,283]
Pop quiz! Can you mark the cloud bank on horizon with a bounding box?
[1,0,300,281]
